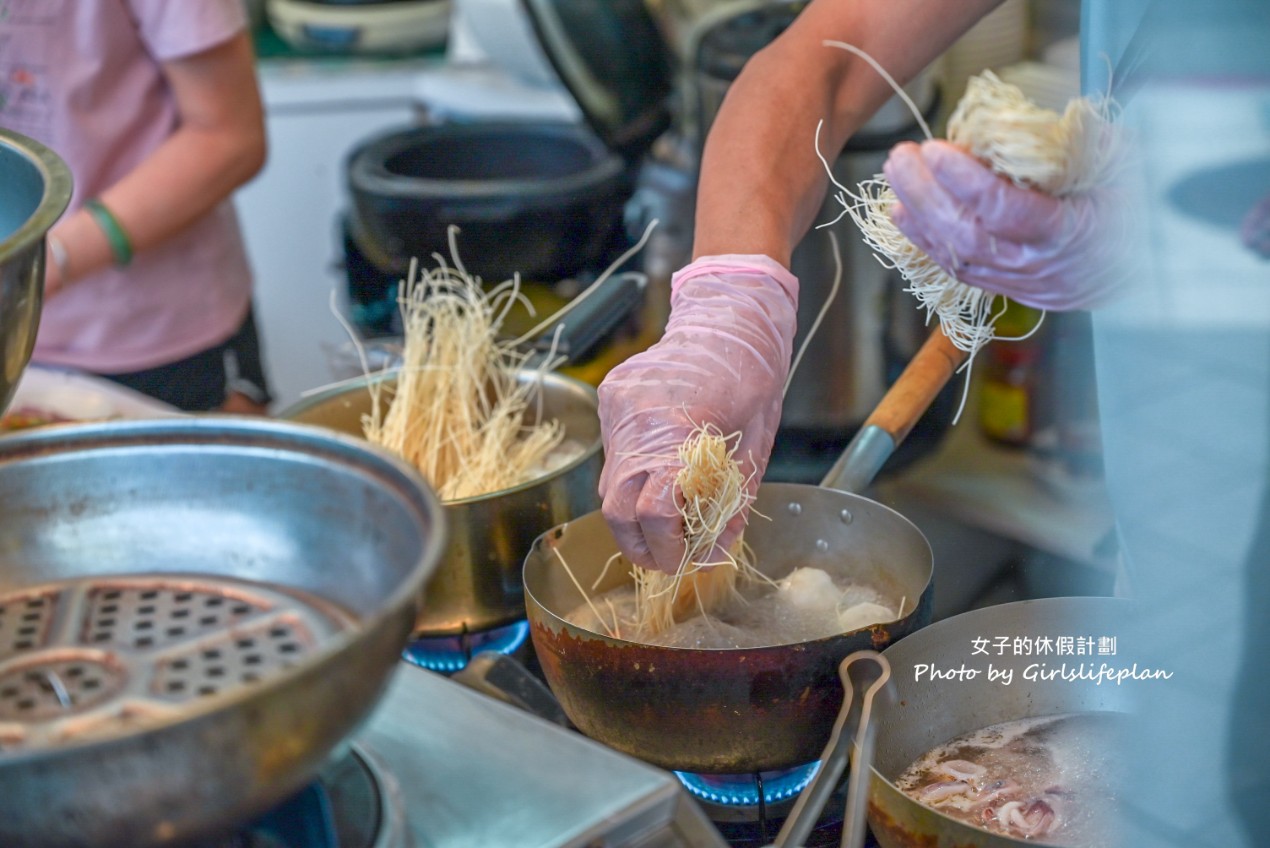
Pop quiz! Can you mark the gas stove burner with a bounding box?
[675,761,819,809]
[401,619,530,673]
[207,747,393,848]
[215,783,337,848]
[715,814,858,848]
[678,762,856,847]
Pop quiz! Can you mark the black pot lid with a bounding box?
[518,0,674,160]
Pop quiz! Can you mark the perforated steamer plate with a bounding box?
[0,573,353,752]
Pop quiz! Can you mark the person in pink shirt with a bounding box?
[0,0,271,412]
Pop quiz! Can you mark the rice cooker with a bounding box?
[267,0,452,54]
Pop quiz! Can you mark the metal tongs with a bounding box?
[521,270,647,371]
[769,651,895,848]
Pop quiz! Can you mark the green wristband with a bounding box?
[84,199,134,266]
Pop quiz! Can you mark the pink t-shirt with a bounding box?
[0,0,254,373]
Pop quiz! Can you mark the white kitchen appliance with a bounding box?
[268,0,452,54]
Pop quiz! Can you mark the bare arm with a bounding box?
[692,0,1004,266]
[47,31,266,293]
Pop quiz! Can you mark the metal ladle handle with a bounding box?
[770,651,894,848]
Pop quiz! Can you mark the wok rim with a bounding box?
[0,416,447,765]
[524,484,935,653]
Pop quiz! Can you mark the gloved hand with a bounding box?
[884,140,1125,310]
[597,255,798,574]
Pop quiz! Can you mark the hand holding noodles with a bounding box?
[830,64,1125,356]
[596,255,798,574]
[885,139,1125,311]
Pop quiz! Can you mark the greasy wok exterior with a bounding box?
[524,483,934,774]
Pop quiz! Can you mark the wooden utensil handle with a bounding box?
[863,326,969,447]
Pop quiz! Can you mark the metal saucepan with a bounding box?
[523,328,968,774]
[0,418,446,847]
[868,596,1133,848]
[282,369,602,637]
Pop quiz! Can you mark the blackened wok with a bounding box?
[523,328,967,774]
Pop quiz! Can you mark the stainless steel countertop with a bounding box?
[354,662,726,848]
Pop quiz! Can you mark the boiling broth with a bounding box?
[896,712,1125,847]
[565,566,898,648]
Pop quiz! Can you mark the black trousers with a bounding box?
[100,306,272,412]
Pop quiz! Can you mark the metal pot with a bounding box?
[523,484,933,774]
[522,329,966,774]
[281,369,602,636]
[0,418,446,847]
[345,121,632,284]
[0,129,73,415]
[868,596,1133,848]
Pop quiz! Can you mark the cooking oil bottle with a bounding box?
[978,299,1048,448]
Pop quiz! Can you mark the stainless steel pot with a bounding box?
[523,482,933,774]
[281,369,602,636]
[0,418,446,847]
[868,596,1134,848]
[0,128,73,415]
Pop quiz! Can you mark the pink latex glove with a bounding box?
[884,140,1125,310]
[597,255,798,574]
